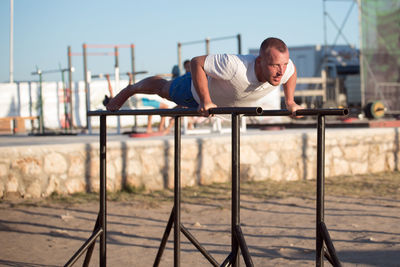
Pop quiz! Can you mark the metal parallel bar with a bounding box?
[180,224,219,267]
[232,113,240,267]
[64,227,103,267]
[87,107,348,118]
[154,209,174,267]
[316,115,325,267]
[296,109,348,116]
[78,108,348,267]
[174,116,181,267]
[87,107,263,117]
[234,226,254,267]
[320,222,342,267]
[261,108,349,117]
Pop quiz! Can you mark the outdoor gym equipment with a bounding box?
[31,66,74,134]
[364,100,385,119]
[68,43,137,133]
[177,34,242,73]
[65,107,348,267]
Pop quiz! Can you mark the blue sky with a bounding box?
[0,0,359,83]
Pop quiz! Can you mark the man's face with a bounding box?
[258,47,289,85]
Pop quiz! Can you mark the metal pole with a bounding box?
[39,72,44,134]
[323,0,328,62]
[177,42,182,73]
[205,38,210,55]
[174,116,181,267]
[114,46,121,134]
[130,44,138,130]
[237,34,242,55]
[9,0,14,83]
[357,0,365,108]
[61,70,68,132]
[67,46,74,128]
[316,114,325,267]
[232,113,240,267]
[99,115,107,267]
[83,43,91,133]
[130,44,135,82]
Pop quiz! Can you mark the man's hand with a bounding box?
[198,101,217,117]
[105,86,134,111]
[106,97,122,112]
[286,102,303,118]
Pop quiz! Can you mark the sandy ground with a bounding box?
[0,193,399,267]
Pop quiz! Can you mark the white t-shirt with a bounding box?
[190,54,295,107]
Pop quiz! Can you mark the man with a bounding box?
[106,37,302,116]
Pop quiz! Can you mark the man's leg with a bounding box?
[106,76,172,111]
[147,115,153,133]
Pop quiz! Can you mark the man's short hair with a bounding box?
[260,37,288,54]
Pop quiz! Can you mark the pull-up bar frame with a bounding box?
[177,34,242,73]
[68,43,136,132]
[65,107,347,267]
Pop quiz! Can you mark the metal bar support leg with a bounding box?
[99,115,107,267]
[232,113,240,267]
[174,116,181,267]
[316,114,325,267]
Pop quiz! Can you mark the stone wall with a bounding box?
[0,127,399,198]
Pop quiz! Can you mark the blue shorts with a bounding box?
[169,73,199,108]
[141,98,160,108]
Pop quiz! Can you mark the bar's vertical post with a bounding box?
[114,46,121,134]
[174,116,181,267]
[237,34,242,55]
[67,45,74,129]
[99,115,107,267]
[316,114,325,267]
[232,113,240,267]
[83,43,91,133]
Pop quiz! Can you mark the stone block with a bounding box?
[44,153,67,174]
[14,157,42,176]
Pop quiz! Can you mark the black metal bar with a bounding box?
[234,226,254,267]
[87,107,263,117]
[180,224,219,267]
[99,115,107,267]
[320,222,342,267]
[324,248,335,266]
[221,252,234,267]
[64,227,103,267]
[87,108,347,119]
[232,113,240,267]
[316,115,325,267]
[79,107,348,267]
[154,209,174,267]
[83,214,101,267]
[174,116,181,267]
[261,108,348,117]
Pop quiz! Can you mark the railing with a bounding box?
[65,107,348,267]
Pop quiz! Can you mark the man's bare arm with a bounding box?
[190,55,217,116]
[283,65,303,117]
